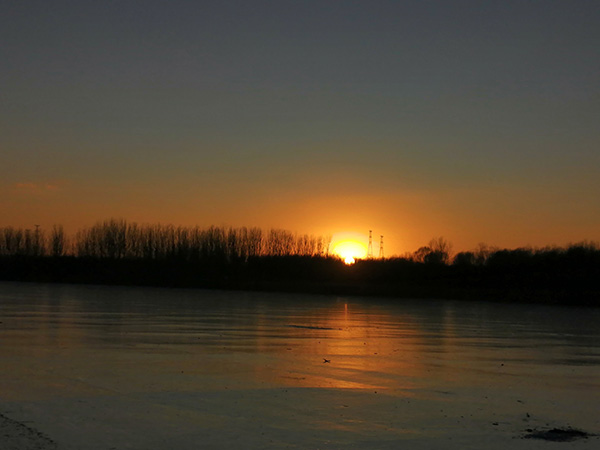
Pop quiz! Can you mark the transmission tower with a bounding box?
[379,235,384,259]
[367,230,373,258]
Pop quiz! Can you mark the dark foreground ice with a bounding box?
[1,282,599,449]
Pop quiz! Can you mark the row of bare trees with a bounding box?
[405,237,599,267]
[4,222,596,268]
[0,220,330,261]
[0,225,67,257]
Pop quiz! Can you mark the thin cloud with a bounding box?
[12,181,69,194]
[14,182,37,189]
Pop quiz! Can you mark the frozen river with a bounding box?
[1,282,599,449]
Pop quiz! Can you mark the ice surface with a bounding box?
[1,282,599,449]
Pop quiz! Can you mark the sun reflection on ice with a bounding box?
[256,302,424,393]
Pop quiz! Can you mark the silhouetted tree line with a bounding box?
[0,219,329,260]
[1,222,598,305]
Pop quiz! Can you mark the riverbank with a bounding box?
[2,254,599,306]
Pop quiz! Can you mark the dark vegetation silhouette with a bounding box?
[1,220,598,305]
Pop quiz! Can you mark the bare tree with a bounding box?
[50,225,66,257]
[412,237,453,264]
[412,246,433,263]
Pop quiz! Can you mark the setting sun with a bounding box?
[331,233,368,265]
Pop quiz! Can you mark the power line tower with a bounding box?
[379,235,384,259]
[367,230,373,258]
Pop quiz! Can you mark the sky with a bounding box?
[1,0,599,255]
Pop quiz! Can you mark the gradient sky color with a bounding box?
[2,0,599,255]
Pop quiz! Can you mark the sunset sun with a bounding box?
[331,234,368,265]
